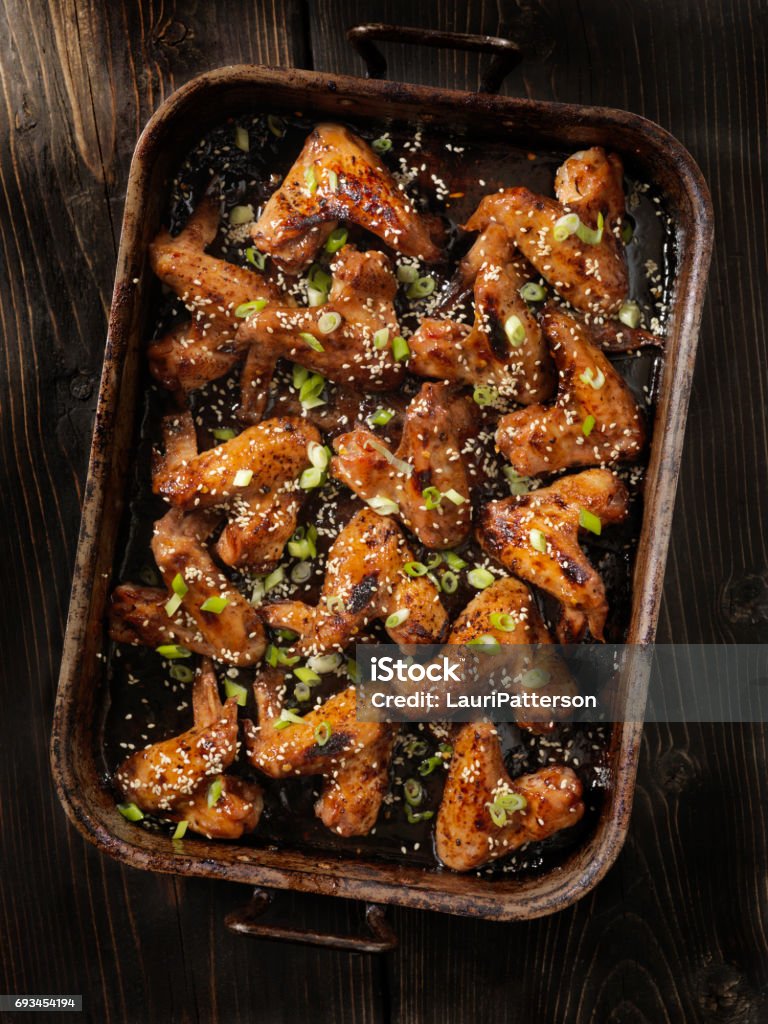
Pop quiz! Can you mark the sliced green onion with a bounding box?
[306,525,318,556]
[496,791,526,814]
[276,628,299,642]
[164,592,183,618]
[579,508,602,535]
[266,644,299,668]
[467,635,502,654]
[279,708,306,726]
[406,276,436,300]
[307,653,342,674]
[314,721,332,746]
[403,778,424,807]
[582,414,596,437]
[294,681,311,702]
[225,679,248,706]
[212,428,236,441]
[396,264,419,284]
[171,574,188,597]
[291,560,312,583]
[444,551,467,571]
[579,366,606,390]
[307,441,331,469]
[520,282,547,302]
[318,311,342,334]
[325,595,346,614]
[385,608,411,629]
[504,467,533,496]
[367,438,413,477]
[299,466,326,490]
[618,301,641,328]
[553,212,580,241]
[439,742,453,757]
[172,820,189,839]
[327,169,339,192]
[287,539,311,560]
[372,136,392,153]
[473,384,498,407]
[405,806,434,824]
[293,364,309,389]
[294,666,322,685]
[346,657,360,682]
[299,372,325,404]
[267,114,285,137]
[402,736,429,758]
[403,561,428,577]
[308,264,332,292]
[207,778,223,807]
[234,469,254,488]
[229,204,254,226]
[169,664,195,683]
[304,166,318,195]
[422,486,442,510]
[369,407,395,427]
[621,218,635,245]
[307,287,326,307]
[118,802,144,822]
[373,327,390,349]
[300,331,324,353]
[504,314,526,348]
[468,567,495,590]
[576,210,604,245]
[418,756,443,777]
[325,228,348,253]
[529,529,547,553]
[245,247,266,270]
[235,298,268,318]
[440,571,458,593]
[156,644,191,659]
[490,612,517,632]
[443,489,467,506]
[487,801,508,828]
[264,567,284,592]
[521,668,550,690]
[201,595,228,614]
[234,126,250,152]
[366,495,399,516]
[392,335,410,362]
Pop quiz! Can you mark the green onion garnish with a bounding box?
[521,668,550,690]
[299,372,325,405]
[422,486,442,510]
[307,287,326,308]
[397,264,419,283]
[293,364,309,389]
[504,467,533,496]
[621,218,635,245]
[372,136,392,153]
[392,336,410,362]
[487,801,508,828]
[307,441,331,470]
[156,644,192,659]
[467,567,495,589]
[245,247,266,270]
[265,645,299,668]
[425,553,443,570]
[172,574,188,597]
[300,332,324,353]
[318,311,342,334]
[201,595,228,614]
[579,367,606,390]
[369,407,395,427]
[294,681,311,702]
[279,708,306,726]
[576,210,604,245]
[443,489,467,506]
[347,658,360,682]
[225,679,248,706]
[582,415,596,437]
[308,652,342,675]
[169,664,194,683]
[496,791,527,813]
[473,385,498,407]
[579,508,602,535]
[443,551,467,571]
[467,635,502,654]
[267,114,285,137]
[212,428,237,441]
[490,612,517,632]
[418,756,443,777]
[618,301,641,328]
[325,595,345,614]
[118,802,144,822]
[172,820,189,839]
[314,721,332,746]
[304,166,318,195]
[325,228,348,253]
[308,263,332,292]
[403,778,424,807]
[385,608,410,629]
[290,561,312,583]
[264,567,284,592]
[520,282,546,302]
[299,466,326,490]
[366,495,399,516]
[229,204,254,226]
[406,276,436,300]
[234,126,249,152]
[504,314,526,348]
[405,806,434,824]
[327,169,339,192]
[234,469,253,488]
[552,212,580,241]
[373,327,390,349]
[529,529,547,553]
[164,593,183,618]
[207,779,223,806]
[235,299,268,318]
[440,571,458,594]
[403,561,428,577]
[287,536,311,560]
[294,666,322,685]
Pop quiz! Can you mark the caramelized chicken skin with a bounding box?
[261,506,448,654]
[496,309,645,476]
[245,670,394,836]
[478,468,630,642]
[251,123,441,272]
[436,721,584,871]
[331,383,477,549]
[109,583,219,657]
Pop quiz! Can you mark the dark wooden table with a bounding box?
[1,2,766,1022]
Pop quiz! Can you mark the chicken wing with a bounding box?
[168,775,264,840]
[496,309,645,476]
[250,123,441,272]
[261,506,448,654]
[477,468,630,642]
[244,670,394,836]
[409,224,553,404]
[152,413,320,572]
[464,148,628,315]
[109,582,218,658]
[151,508,266,665]
[435,721,584,871]
[235,245,403,423]
[331,383,477,549]
[147,196,282,394]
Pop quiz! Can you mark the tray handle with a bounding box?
[225,887,398,953]
[346,23,522,94]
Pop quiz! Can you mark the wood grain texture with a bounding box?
[0,0,766,1022]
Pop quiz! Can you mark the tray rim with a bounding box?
[50,64,713,923]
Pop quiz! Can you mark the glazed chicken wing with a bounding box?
[235,245,403,422]
[109,582,219,658]
[245,670,394,836]
[251,123,441,272]
[152,413,320,572]
[409,224,553,404]
[496,309,645,476]
[435,721,584,871]
[478,468,630,642]
[261,506,448,654]
[169,775,264,840]
[147,197,282,394]
[464,148,628,315]
[151,508,266,665]
[331,383,477,549]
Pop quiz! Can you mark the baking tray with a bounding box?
[51,29,713,941]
